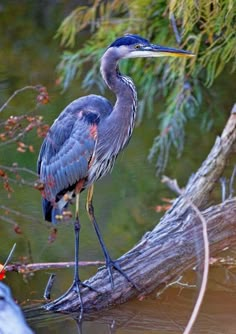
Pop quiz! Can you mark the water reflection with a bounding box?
[25,285,236,334]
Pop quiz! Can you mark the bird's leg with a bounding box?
[49,194,94,316]
[72,193,97,316]
[48,194,84,314]
[73,192,81,286]
[86,184,138,290]
[72,200,84,317]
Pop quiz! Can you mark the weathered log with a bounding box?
[45,104,236,312]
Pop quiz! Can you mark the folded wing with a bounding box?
[37,109,99,203]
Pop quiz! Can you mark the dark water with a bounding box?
[1,2,236,334]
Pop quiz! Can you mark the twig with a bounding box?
[229,165,236,198]
[170,13,182,45]
[0,205,44,225]
[44,274,56,300]
[156,276,196,298]
[219,177,227,202]
[0,128,31,147]
[0,243,17,274]
[162,175,209,333]
[210,256,236,268]
[161,175,183,195]
[0,165,38,177]
[0,86,39,113]
[182,200,209,334]
[5,261,105,273]
[0,175,34,187]
[0,215,19,226]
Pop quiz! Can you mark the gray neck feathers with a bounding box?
[100,48,137,153]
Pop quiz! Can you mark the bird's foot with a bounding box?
[105,258,140,291]
[58,279,97,299]
[69,279,97,294]
[44,279,97,316]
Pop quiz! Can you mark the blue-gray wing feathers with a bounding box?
[38,117,96,202]
[37,95,112,221]
[37,95,113,202]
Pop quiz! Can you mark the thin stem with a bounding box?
[2,243,16,270]
[0,86,39,113]
[5,261,105,273]
[170,13,182,45]
[183,199,209,334]
[162,175,210,334]
[0,165,38,177]
[229,165,236,198]
[219,177,227,202]
[44,273,56,300]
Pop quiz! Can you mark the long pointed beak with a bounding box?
[148,44,195,58]
[126,44,194,59]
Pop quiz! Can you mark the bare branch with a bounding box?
[182,201,209,334]
[156,276,196,298]
[229,165,236,198]
[162,175,210,333]
[0,165,38,177]
[0,85,41,113]
[161,175,183,195]
[2,244,16,270]
[5,261,105,273]
[170,13,182,45]
[0,205,43,225]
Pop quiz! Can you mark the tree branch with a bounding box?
[5,261,105,273]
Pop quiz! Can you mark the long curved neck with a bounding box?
[100,48,137,150]
[101,48,137,98]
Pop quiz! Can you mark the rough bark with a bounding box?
[45,104,236,312]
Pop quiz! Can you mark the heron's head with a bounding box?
[108,34,194,59]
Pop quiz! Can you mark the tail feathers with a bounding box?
[42,198,70,224]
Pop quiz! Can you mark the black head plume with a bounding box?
[109,34,149,48]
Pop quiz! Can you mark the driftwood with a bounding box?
[45,104,236,312]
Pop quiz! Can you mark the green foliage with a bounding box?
[55,0,236,173]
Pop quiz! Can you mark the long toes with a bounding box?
[107,265,115,289]
[47,283,79,305]
[107,260,140,291]
[81,282,99,293]
[73,280,97,294]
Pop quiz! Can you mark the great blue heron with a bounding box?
[37,34,193,309]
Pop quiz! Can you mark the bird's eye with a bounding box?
[135,44,141,49]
